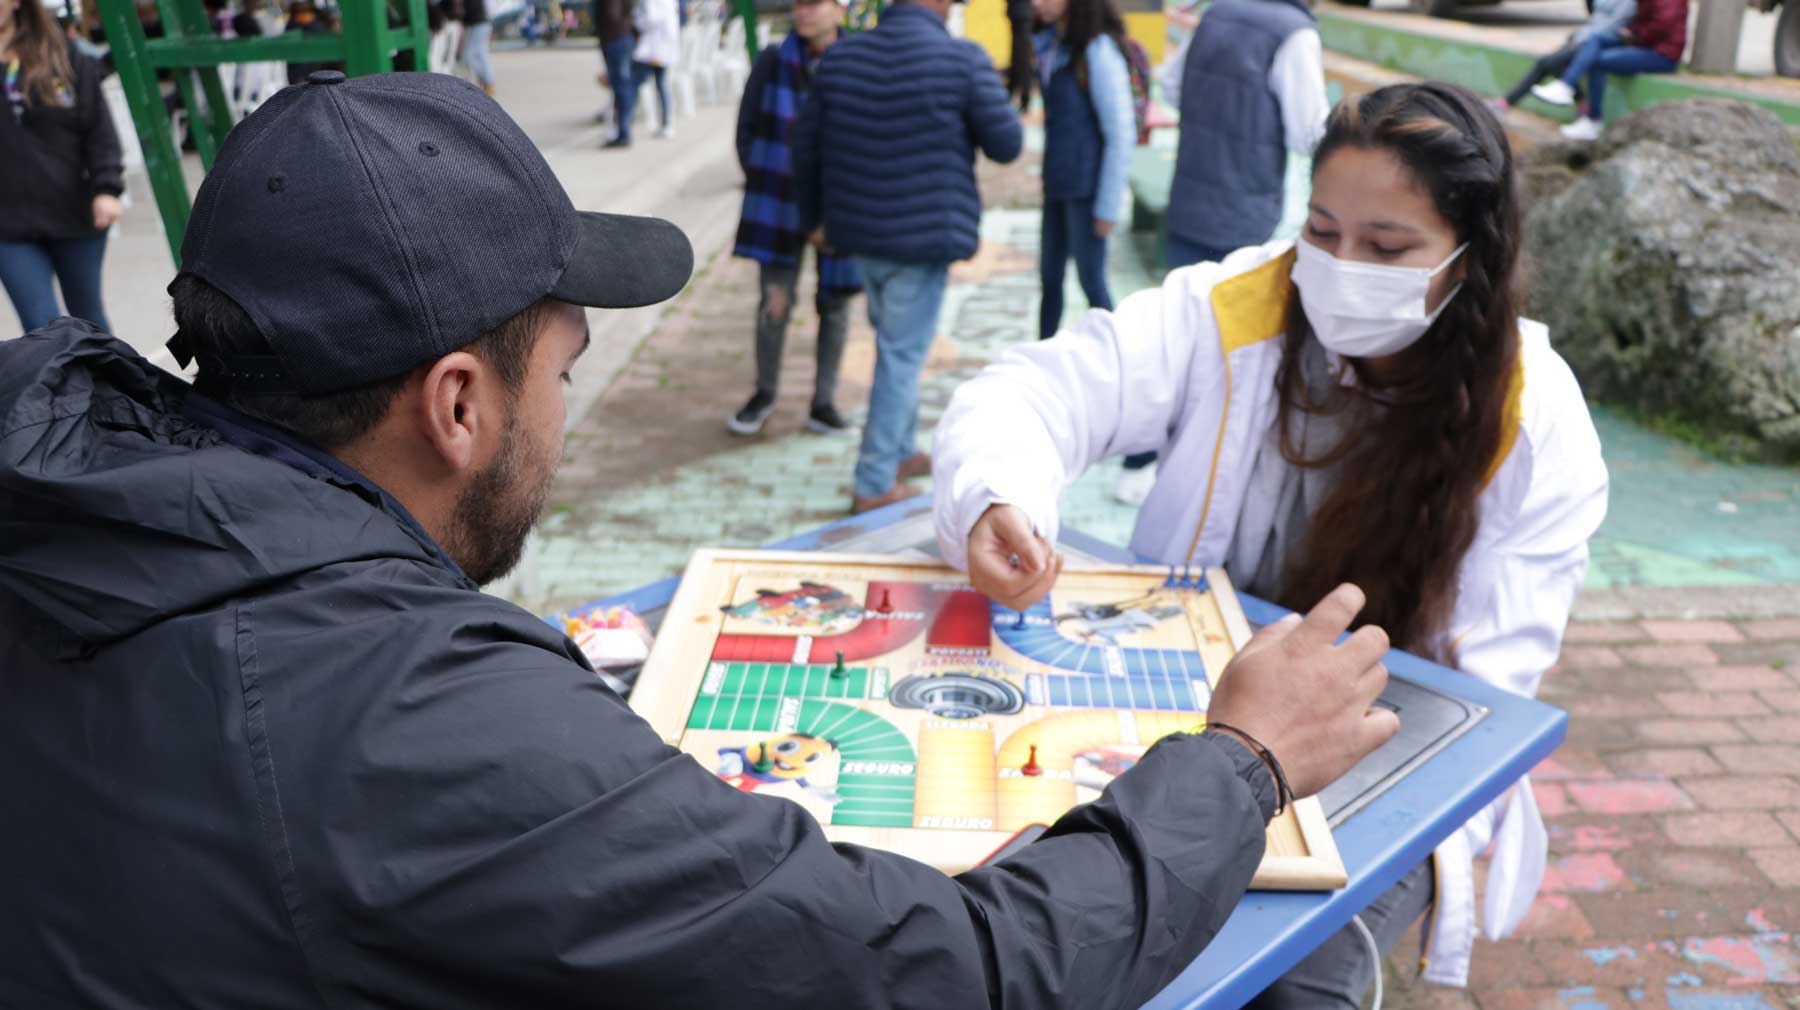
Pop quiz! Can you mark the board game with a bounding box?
[631,549,1346,889]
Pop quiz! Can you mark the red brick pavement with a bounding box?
[1383,616,1800,1010]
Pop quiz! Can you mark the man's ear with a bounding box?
[413,351,489,473]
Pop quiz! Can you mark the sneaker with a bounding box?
[1530,79,1575,107]
[806,403,854,434]
[727,392,776,435]
[1113,462,1158,506]
[1559,116,1602,141]
[602,135,631,149]
[655,124,675,139]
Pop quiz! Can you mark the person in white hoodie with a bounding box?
[632,0,681,138]
[932,81,1608,1007]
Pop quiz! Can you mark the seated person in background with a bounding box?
[1530,0,1688,140]
[933,82,1609,1007]
[1489,0,1633,115]
[0,70,1398,1009]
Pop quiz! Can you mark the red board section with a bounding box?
[710,581,946,664]
[926,590,992,655]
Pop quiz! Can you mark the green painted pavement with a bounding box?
[1315,12,1800,127]
[1584,406,1800,588]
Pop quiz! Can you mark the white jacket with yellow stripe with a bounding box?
[931,240,1609,986]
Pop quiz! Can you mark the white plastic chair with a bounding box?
[431,20,465,76]
[685,16,722,105]
[667,23,700,118]
[101,76,145,175]
[716,17,748,102]
[229,61,285,120]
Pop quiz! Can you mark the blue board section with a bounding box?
[991,597,1208,712]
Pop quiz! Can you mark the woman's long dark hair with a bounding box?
[1061,0,1126,70]
[5,0,76,107]
[1274,82,1523,663]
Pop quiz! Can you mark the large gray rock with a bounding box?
[1520,99,1800,458]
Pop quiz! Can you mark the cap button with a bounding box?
[308,70,347,86]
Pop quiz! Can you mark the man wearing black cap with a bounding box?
[0,71,1398,1009]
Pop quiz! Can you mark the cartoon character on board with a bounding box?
[716,732,842,805]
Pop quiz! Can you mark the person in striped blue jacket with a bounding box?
[795,0,1023,514]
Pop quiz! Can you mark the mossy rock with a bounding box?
[1520,99,1800,461]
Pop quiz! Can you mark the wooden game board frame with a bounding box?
[631,549,1346,890]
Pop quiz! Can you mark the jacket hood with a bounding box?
[0,320,448,660]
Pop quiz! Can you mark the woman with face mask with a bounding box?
[931,81,1609,1005]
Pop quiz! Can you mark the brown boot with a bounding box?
[897,452,932,482]
[851,483,923,515]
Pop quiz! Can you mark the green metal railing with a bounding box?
[98,0,431,262]
[103,0,854,263]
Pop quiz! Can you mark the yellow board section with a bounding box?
[915,720,999,830]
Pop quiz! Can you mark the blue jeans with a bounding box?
[1039,197,1112,341]
[853,256,948,498]
[1164,232,1236,272]
[602,36,637,140]
[461,21,494,86]
[1559,36,1677,119]
[0,235,111,334]
[1246,860,1435,1009]
[634,61,670,130]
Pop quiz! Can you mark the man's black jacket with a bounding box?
[0,321,1274,1009]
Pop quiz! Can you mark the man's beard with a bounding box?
[444,411,555,586]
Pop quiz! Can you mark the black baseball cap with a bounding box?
[167,70,693,394]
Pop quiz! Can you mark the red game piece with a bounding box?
[1021,745,1043,777]
[877,588,892,614]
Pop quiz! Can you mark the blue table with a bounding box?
[572,499,1568,1010]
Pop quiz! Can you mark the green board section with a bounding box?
[688,668,916,828]
[688,662,873,730]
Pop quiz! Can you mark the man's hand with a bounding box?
[1205,584,1399,801]
[1093,218,1115,238]
[967,504,1062,613]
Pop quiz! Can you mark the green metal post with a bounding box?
[393,0,432,68]
[734,0,758,64]
[159,0,234,165]
[340,0,395,75]
[96,0,190,262]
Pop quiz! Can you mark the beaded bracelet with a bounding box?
[1206,721,1294,818]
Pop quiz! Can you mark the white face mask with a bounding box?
[1290,239,1468,358]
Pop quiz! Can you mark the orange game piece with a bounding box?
[1021,745,1043,777]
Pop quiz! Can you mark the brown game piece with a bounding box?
[1021,744,1043,777]
[877,588,892,613]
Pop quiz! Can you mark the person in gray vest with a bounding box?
[1157,0,1327,270]
[1114,0,1327,507]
